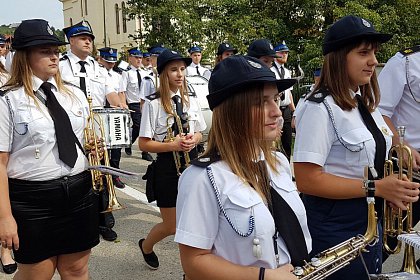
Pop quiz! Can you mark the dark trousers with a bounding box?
[280,106,293,160]
[128,103,141,145]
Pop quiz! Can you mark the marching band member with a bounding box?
[0,52,17,275]
[186,46,209,79]
[97,47,127,190]
[247,39,279,68]
[175,55,308,280]
[271,41,295,160]
[0,35,6,66]
[119,47,154,161]
[147,44,166,89]
[0,19,99,279]
[142,52,152,70]
[60,20,120,242]
[216,42,237,64]
[293,15,419,279]
[138,49,206,270]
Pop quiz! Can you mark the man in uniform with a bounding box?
[0,35,6,66]
[247,39,279,68]
[186,46,207,77]
[378,46,420,260]
[60,20,121,242]
[97,47,128,189]
[119,47,153,161]
[271,41,296,160]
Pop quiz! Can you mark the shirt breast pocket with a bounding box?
[224,188,262,234]
[340,128,372,167]
[129,76,139,89]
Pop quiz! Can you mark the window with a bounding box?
[115,4,120,34]
[70,18,73,26]
[122,2,127,33]
[80,0,84,16]
[85,0,88,15]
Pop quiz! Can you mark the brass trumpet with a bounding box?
[84,96,123,212]
[165,112,191,176]
[383,126,418,273]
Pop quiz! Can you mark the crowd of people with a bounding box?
[0,13,419,280]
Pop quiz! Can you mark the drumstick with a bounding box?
[109,104,135,112]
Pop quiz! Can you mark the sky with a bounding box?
[0,0,64,29]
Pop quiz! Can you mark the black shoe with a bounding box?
[114,177,126,189]
[99,227,117,241]
[125,147,132,156]
[0,258,17,274]
[138,238,159,270]
[103,212,115,229]
[142,152,153,162]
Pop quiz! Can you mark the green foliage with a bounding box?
[125,0,419,70]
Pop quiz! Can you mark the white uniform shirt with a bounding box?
[186,62,208,77]
[139,70,156,100]
[175,152,311,268]
[59,50,114,107]
[294,89,393,179]
[106,68,121,93]
[119,65,145,104]
[378,51,420,149]
[139,90,207,142]
[271,61,293,106]
[0,76,89,180]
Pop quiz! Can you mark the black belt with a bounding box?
[280,105,289,110]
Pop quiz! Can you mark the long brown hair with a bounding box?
[2,47,69,99]
[158,62,189,115]
[314,40,380,112]
[204,83,279,202]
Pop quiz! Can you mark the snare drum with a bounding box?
[187,75,212,142]
[92,108,131,149]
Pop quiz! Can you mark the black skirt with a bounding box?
[154,149,197,208]
[9,171,100,264]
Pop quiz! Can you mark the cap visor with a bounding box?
[275,78,296,92]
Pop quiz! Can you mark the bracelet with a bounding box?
[259,267,265,280]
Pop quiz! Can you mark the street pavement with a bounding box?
[0,143,418,279]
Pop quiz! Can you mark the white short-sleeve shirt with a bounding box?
[119,65,145,104]
[0,76,89,180]
[294,89,393,179]
[60,50,114,107]
[139,91,207,142]
[378,50,420,149]
[271,61,293,107]
[175,152,311,268]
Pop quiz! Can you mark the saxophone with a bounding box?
[294,167,378,280]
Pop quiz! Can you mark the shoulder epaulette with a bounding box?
[146,92,160,101]
[306,88,330,103]
[99,64,104,68]
[191,154,221,168]
[0,89,7,97]
[144,76,152,80]
[59,54,69,61]
[399,45,420,56]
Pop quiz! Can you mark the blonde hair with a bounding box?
[158,63,189,115]
[315,40,380,112]
[2,48,70,101]
[204,83,278,202]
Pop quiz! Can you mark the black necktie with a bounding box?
[78,61,87,96]
[136,69,142,91]
[41,82,78,168]
[196,66,200,76]
[255,161,308,266]
[171,95,187,135]
[356,95,386,179]
[280,66,285,79]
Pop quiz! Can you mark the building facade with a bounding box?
[59,0,141,52]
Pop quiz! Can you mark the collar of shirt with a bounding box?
[130,65,141,71]
[67,50,92,67]
[170,89,181,98]
[189,62,201,68]
[274,61,285,68]
[350,87,361,99]
[32,76,58,92]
